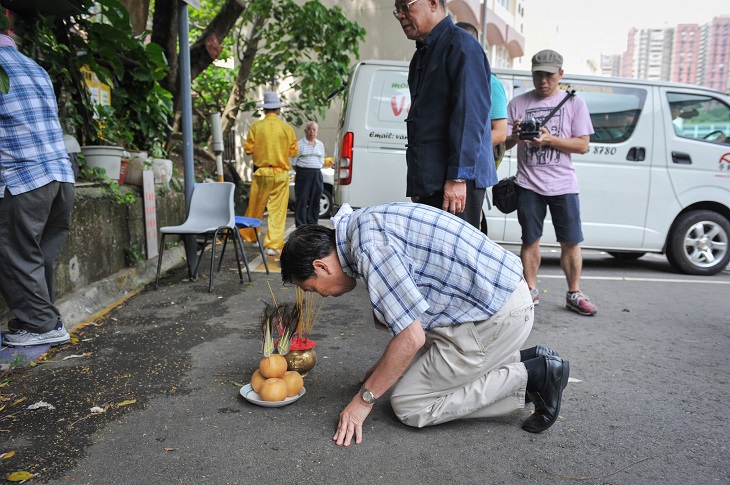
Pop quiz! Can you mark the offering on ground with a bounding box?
[247,283,323,403]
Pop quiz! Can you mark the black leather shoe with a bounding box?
[523,346,560,405]
[522,356,569,433]
[520,345,559,362]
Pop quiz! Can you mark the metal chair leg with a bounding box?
[208,229,223,292]
[217,232,229,272]
[192,233,210,281]
[234,227,253,282]
[254,228,270,274]
[229,227,246,283]
[154,234,167,290]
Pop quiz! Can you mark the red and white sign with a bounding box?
[143,170,158,259]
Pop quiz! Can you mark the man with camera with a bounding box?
[505,49,598,316]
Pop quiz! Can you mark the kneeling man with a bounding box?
[280,203,569,446]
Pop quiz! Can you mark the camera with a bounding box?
[519,117,542,140]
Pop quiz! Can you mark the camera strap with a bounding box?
[540,89,576,125]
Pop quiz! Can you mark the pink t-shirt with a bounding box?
[507,90,593,196]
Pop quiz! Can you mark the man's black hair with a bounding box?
[455,21,478,39]
[280,224,337,284]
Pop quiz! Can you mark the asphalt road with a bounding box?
[1,227,728,484]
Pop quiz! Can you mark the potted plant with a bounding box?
[148,138,173,186]
[80,105,132,181]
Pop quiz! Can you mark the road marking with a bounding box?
[536,274,730,285]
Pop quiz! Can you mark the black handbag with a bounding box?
[492,176,517,214]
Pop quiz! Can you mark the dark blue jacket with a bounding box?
[405,16,495,196]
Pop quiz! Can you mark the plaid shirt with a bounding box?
[334,203,524,336]
[0,45,75,197]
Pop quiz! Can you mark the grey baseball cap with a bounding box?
[531,49,563,73]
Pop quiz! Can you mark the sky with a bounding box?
[515,0,730,73]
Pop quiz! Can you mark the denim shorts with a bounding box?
[516,186,584,245]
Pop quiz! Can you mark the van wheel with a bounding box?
[319,188,333,219]
[666,210,730,275]
[607,251,646,261]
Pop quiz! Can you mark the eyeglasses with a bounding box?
[393,0,420,18]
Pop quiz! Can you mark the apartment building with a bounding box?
[702,16,730,93]
[613,16,729,93]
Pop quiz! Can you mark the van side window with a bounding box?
[512,82,648,144]
[580,86,647,144]
[667,92,730,145]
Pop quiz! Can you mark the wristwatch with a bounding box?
[360,386,377,404]
[452,179,466,183]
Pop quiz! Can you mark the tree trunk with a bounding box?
[220,15,265,138]
[151,0,179,100]
[119,0,150,36]
[152,0,246,125]
[189,0,245,81]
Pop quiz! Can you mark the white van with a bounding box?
[332,60,730,276]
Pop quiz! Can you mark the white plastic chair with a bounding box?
[154,182,249,292]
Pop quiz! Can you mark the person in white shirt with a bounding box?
[291,121,326,226]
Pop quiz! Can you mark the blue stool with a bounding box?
[234,216,270,275]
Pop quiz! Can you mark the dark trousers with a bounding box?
[417,180,486,230]
[0,182,75,333]
[294,167,323,226]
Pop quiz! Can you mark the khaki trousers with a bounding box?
[390,280,534,428]
[239,167,290,250]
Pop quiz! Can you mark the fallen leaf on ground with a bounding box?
[1,451,15,459]
[164,447,178,452]
[6,471,34,481]
[116,399,137,407]
[90,407,105,414]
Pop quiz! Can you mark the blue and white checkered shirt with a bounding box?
[0,44,74,198]
[334,203,524,336]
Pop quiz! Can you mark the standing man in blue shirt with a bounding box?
[396,0,496,229]
[0,21,76,347]
[281,203,570,446]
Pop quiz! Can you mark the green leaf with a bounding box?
[0,65,9,94]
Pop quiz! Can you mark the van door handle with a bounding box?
[626,147,645,161]
[671,151,692,164]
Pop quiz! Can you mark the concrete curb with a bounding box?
[57,245,187,331]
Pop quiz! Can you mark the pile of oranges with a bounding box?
[251,354,304,401]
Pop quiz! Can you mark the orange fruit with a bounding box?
[259,378,287,402]
[251,369,266,394]
[259,354,287,378]
[282,370,304,397]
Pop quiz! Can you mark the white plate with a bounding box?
[239,383,306,408]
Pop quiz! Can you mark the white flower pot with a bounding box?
[80,145,124,180]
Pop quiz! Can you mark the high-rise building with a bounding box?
[600,54,622,77]
[701,16,730,93]
[628,27,674,81]
[671,24,701,85]
[618,16,730,94]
